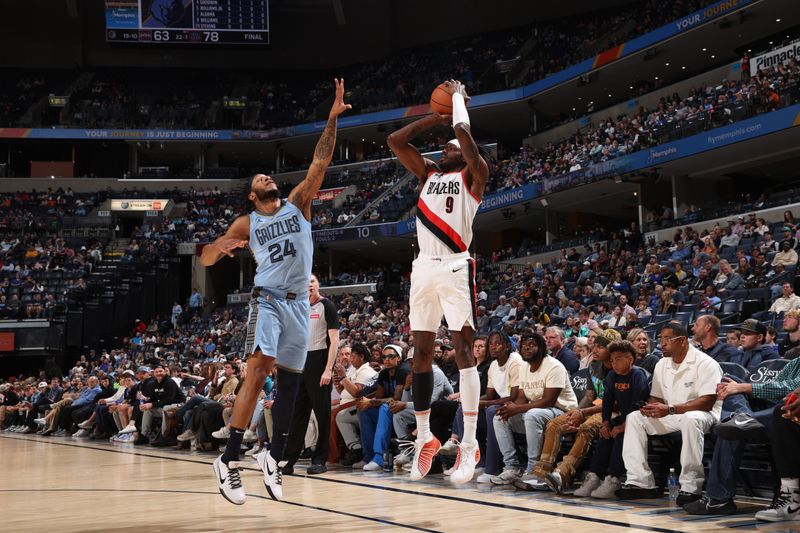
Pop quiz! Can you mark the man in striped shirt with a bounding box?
[684,357,800,515]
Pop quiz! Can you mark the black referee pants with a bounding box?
[772,404,800,478]
[283,349,332,466]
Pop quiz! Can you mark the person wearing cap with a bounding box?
[617,321,723,503]
[534,329,622,493]
[22,378,61,433]
[685,355,800,515]
[725,319,778,373]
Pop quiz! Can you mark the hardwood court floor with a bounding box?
[0,433,793,533]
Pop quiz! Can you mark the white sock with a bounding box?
[415,409,431,441]
[459,366,480,446]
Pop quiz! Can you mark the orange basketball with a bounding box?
[430,83,454,115]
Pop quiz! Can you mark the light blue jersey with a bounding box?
[245,199,313,370]
[249,200,312,299]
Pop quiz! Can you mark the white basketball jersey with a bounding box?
[416,169,480,256]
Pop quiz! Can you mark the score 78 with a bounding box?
[203,31,219,42]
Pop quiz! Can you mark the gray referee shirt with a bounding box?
[308,297,338,352]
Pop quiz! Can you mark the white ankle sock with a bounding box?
[459,366,480,445]
[415,409,431,441]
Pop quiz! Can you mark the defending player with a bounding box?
[201,79,351,505]
[387,80,489,484]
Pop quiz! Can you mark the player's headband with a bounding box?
[447,139,461,149]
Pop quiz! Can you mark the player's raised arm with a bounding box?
[387,113,449,183]
[449,80,489,200]
[200,215,249,267]
[289,78,352,221]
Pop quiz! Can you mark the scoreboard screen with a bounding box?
[105,0,269,45]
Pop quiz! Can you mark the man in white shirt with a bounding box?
[334,342,378,466]
[617,321,722,503]
[769,282,800,315]
[490,333,578,487]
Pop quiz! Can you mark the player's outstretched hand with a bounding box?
[215,238,248,257]
[445,79,470,103]
[329,78,352,118]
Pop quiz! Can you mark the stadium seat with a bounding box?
[719,362,749,381]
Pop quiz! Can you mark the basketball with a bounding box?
[430,83,455,115]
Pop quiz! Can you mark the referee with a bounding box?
[282,274,339,474]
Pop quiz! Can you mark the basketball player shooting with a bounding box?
[387,79,489,484]
[200,79,351,505]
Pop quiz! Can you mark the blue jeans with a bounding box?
[493,407,563,472]
[359,404,394,466]
[483,405,502,474]
[705,394,777,500]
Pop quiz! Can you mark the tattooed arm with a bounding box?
[289,78,352,221]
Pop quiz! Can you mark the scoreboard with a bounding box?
[105,0,269,45]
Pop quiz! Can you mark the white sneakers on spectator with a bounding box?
[119,422,137,435]
[573,472,602,497]
[439,438,459,456]
[72,428,90,438]
[756,486,800,522]
[255,448,283,501]
[176,429,195,441]
[34,418,47,427]
[490,467,523,485]
[213,455,246,505]
[242,429,257,442]
[244,443,263,457]
[590,475,622,499]
[212,427,231,440]
[111,433,133,443]
[476,472,494,484]
[78,420,93,429]
[449,441,480,485]
[363,461,381,471]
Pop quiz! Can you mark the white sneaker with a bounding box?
[590,475,622,499]
[573,472,602,497]
[363,461,381,471]
[242,429,257,442]
[514,475,550,491]
[244,444,263,457]
[756,488,800,522]
[449,441,480,485]
[212,455,246,505]
[409,434,441,481]
[212,427,230,440]
[119,423,137,435]
[255,448,283,501]
[476,472,493,484]
[34,418,46,427]
[439,438,459,456]
[490,467,523,485]
[78,420,93,429]
[176,429,195,441]
[72,428,89,438]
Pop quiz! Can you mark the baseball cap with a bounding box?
[136,365,151,373]
[594,329,623,348]
[740,319,767,336]
[38,382,48,388]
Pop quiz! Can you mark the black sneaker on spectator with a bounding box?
[615,484,661,499]
[713,413,766,441]
[683,495,737,515]
[676,491,702,506]
[255,448,283,501]
[341,447,362,467]
[299,447,314,460]
[212,455,246,505]
[307,463,327,475]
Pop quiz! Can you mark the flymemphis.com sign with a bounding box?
[750,41,800,73]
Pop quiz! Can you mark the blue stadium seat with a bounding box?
[748,359,789,384]
[720,362,749,381]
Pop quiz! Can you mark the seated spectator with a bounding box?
[573,340,650,498]
[770,282,800,314]
[626,328,661,374]
[773,240,799,268]
[780,310,800,359]
[724,319,779,373]
[334,343,377,466]
[490,333,578,486]
[691,315,739,363]
[616,321,722,503]
[535,329,622,493]
[544,326,579,374]
[684,358,800,515]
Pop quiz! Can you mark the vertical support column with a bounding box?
[637,183,644,230]
[544,207,557,246]
[128,143,138,177]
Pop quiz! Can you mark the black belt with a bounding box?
[252,286,297,300]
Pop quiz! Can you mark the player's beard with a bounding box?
[253,188,280,202]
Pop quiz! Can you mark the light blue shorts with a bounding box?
[244,289,309,373]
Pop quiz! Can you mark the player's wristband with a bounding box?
[452,93,470,128]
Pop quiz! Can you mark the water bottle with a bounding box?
[667,468,679,505]
[383,449,394,472]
